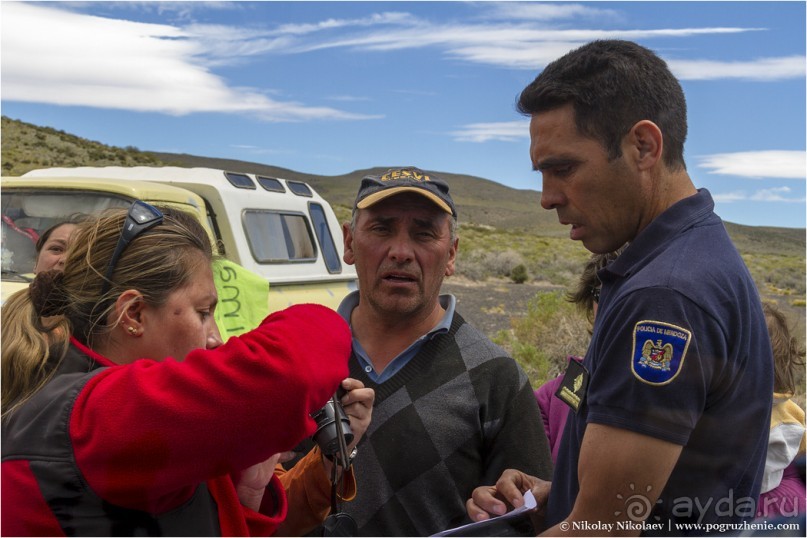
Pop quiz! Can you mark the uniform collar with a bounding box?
[602,188,716,282]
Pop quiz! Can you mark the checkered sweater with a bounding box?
[343,312,552,536]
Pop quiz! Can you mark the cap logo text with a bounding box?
[380,168,431,182]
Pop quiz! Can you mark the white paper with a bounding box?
[431,490,537,536]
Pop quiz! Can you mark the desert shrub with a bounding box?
[493,290,591,388]
[456,249,525,281]
[510,264,528,284]
[742,253,806,297]
[493,336,550,386]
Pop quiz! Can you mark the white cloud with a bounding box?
[751,186,806,202]
[182,12,419,63]
[698,151,806,179]
[272,19,805,77]
[3,2,804,122]
[713,186,805,203]
[291,24,758,56]
[327,95,372,102]
[711,191,749,203]
[0,3,379,122]
[451,120,530,142]
[272,12,417,36]
[669,57,806,81]
[484,3,622,22]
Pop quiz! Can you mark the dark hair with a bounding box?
[35,214,90,255]
[567,245,626,326]
[518,40,687,171]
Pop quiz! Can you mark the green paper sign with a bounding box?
[213,258,270,341]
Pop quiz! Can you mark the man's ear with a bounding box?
[445,236,459,277]
[115,289,146,336]
[342,221,356,265]
[629,120,663,171]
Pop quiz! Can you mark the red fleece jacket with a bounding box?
[2,303,350,536]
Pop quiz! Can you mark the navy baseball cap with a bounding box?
[353,167,457,217]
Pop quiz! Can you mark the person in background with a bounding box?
[2,202,351,536]
[467,39,773,534]
[337,167,552,536]
[32,214,89,274]
[757,303,806,519]
[535,247,623,464]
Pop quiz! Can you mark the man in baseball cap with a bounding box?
[335,167,551,536]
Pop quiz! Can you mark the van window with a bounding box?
[224,172,256,190]
[256,176,286,193]
[287,181,313,197]
[1,190,130,275]
[243,210,316,263]
[308,203,342,274]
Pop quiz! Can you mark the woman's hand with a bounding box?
[235,451,296,511]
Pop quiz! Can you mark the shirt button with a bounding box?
[365,365,372,373]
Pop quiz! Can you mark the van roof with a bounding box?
[3,176,208,211]
[17,167,357,286]
[22,166,322,200]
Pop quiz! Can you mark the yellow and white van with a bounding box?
[2,167,357,335]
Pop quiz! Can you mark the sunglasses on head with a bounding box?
[101,201,163,296]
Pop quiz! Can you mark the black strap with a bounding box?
[323,394,357,536]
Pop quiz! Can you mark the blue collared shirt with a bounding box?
[336,291,456,384]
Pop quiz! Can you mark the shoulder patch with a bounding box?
[555,359,589,413]
[631,321,691,385]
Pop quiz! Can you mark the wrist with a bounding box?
[323,446,358,468]
[236,485,265,512]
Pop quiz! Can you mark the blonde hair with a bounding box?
[2,205,212,417]
[763,303,805,395]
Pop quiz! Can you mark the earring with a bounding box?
[127,326,138,335]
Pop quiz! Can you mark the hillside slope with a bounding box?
[1,116,164,173]
[3,115,804,255]
[150,152,564,236]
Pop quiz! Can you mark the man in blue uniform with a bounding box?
[466,40,773,535]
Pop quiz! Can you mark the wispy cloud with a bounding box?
[272,12,417,36]
[277,21,794,76]
[698,151,806,179]
[131,5,799,80]
[483,3,623,23]
[182,12,419,63]
[1,3,379,122]
[713,186,806,203]
[3,2,804,123]
[327,95,372,102]
[669,57,806,81]
[451,120,530,142]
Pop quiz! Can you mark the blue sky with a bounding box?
[2,1,805,229]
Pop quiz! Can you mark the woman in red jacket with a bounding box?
[2,201,353,536]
